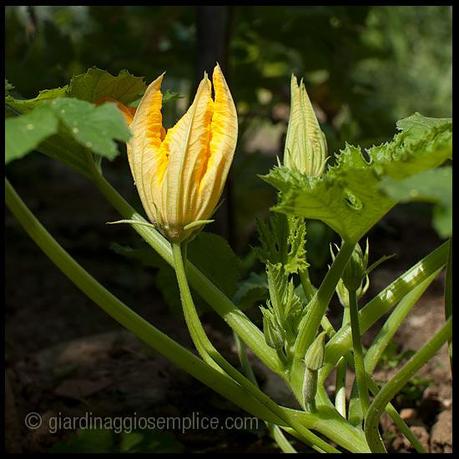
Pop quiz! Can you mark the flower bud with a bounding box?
[302,332,327,411]
[261,309,284,353]
[284,75,327,177]
[341,240,369,292]
[336,274,370,307]
[304,331,326,371]
[302,368,318,411]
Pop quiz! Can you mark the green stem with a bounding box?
[343,351,426,453]
[91,172,283,375]
[340,350,425,452]
[334,358,347,418]
[366,378,426,453]
[175,244,370,452]
[316,382,335,406]
[6,177,367,453]
[320,315,336,338]
[295,241,356,358]
[299,267,335,359]
[348,271,437,434]
[335,304,350,418]
[313,297,422,452]
[320,240,449,380]
[348,289,370,416]
[286,407,370,453]
[290,240,355,398]
[299,269,316,303]
[234,334,297,454]
[364,318,452,453]
[234,333,257,383]
[171,242,339,453]
[269,425,297,453]
[309,291,421,452]
[298,235,333,338]
[4,178,279,424]
[365,271,438,374]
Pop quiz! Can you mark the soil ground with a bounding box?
[5,156,452,453]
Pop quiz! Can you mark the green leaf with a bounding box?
[5,97,131,169]
[49,98,131,158]
[256,214,308,274]
[263,114,452,242]
[5,87,68,114]
[5,106,58,164]
[286,217,308,273]
[68,67,146,104]
[380,167,452,238]
[267,263,303,327]
[5,68,145,114]
[396,112,452,136]
[233,272,268,310]
[112,232,241,313]
[162,89,183,104]
[5,68,146,174]
[262,262,305,359]
[188,232,241,298]
[261,307,284,352]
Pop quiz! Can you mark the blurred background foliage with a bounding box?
[5,5,452,258]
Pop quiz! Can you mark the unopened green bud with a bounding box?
[262,309,284,352]
[335,278,348,307]
[302,368,318,411]
[284,75,327,177]
[331,241,370,303]
[342,240,369,292]
[304,331,326,371]
[302,332,326,411]
[336,275,370,307]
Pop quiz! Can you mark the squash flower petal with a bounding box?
[128,64,237,242]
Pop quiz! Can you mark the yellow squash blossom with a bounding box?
[128,64,238,242]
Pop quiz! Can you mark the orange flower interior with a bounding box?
[143,70,232,193]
